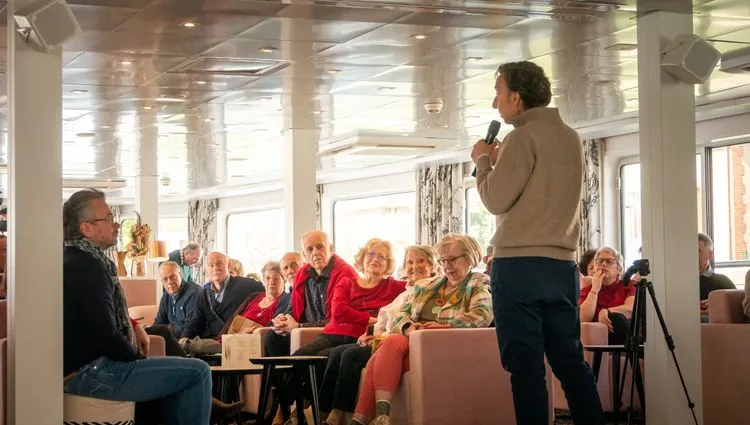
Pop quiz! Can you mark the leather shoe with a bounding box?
[211,397,244,419]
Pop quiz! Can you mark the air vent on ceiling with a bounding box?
[319,130,461,157]
[720,45,750,73]
[174,57,288,77]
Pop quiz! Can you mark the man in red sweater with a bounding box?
[264,230,359,356]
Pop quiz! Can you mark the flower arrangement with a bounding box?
[126,211,151,259]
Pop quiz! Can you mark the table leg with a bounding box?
[294,365,306,425]
[591,352,603,382]
[612,353,622,425]
[307,365,321,425]
[258,365,274,425]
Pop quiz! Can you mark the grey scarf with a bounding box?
[65,238,137,349]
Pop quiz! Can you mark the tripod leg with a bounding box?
[644,281,699,425]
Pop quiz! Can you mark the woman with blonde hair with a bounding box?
[320,245,438,425]
[228,258,244,277]
[351,234,493,425]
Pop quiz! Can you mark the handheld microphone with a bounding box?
[471,120,502,177]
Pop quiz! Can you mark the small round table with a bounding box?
[250,356,328,425]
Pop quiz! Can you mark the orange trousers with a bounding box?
[354,334,410,418]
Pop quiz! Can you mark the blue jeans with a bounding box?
[64,356,212,425]
[492,257,604,425]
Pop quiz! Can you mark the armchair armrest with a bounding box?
[701,324,750,425]
[580,322,608,345]
[407,328,553,425]
[290,327,324,353]
[147,335,165,357]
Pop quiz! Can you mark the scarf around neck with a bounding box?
[65,238,137,349]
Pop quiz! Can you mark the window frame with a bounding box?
[224,205,285,271]
[705,137,750,267]
[331,190,417,265]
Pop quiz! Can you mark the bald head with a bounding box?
[301,230,333,273]
[280,252,304,283]
[206,251,229,287]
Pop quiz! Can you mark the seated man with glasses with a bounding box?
[578,246,636,344]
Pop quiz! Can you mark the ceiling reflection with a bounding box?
[0,0,748,200]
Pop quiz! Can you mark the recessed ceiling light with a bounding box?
[193,80,207,85]
[377,86,396,92]
[258,46,277,53]
[327,69,341,74]
[228,158,247,162]
[76,132,95,138]
[203,118,214,122]
[466,115,480,119]
[312,110,322,115]
[179,21,198,29]
[142,106,152,110]
[120,60,133,65]
[466,56,482,62]
[100,125,112,129]
[253,128,268,132]
[411,34,428,40]
[168,156,179,160]
[230,174,246,178]
[257,96,272,101]
[71,89,87,95]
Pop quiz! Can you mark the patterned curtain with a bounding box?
[315,184,323,229]
[106,205,121,259]
[416,163,465,245]
[579,138,604,257]
[188,199,219,284]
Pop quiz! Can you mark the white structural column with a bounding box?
[7,1,64,423]
[136,111,160,297]
[637,4,703,425]
[282,18,319,252]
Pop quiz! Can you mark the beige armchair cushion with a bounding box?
[63,393,134,424]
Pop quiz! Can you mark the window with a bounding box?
[620,156,702,265]
[118,218,137,252]
[159,217,188,252]
[710,143,750,262]
[333,193,415,273]
[226,209,285,275]
[466,187,494,253]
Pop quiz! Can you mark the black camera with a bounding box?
[622,259,650,286]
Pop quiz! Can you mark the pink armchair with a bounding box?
[702,289,750,425]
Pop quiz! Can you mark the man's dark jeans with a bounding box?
[492,256,605,425]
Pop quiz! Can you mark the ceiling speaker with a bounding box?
[13,0,82,53]
[661,34,721,84]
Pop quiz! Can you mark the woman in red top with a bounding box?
[579,247,636,344]
[323,238,406,342]
[218,261,291,336]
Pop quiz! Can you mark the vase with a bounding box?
[132,256,146,277]
[114,251,127,277]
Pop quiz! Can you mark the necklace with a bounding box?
[433,273,472,307]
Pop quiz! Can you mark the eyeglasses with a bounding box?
[438,255,465,266]
[596,258,617,266]
[89,215,117,225]
[366,252,387,262]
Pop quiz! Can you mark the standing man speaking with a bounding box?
[471,62,604,425]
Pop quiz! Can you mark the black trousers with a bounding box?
[273,333,357,407]
[607,312,631,345]
[263,330,292,357]
[318,343,372,413]
[492,257,605,425]
[145,324,186,357]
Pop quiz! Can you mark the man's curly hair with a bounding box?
[496,62,552,109]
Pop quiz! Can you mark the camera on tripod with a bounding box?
[622,259,650,287]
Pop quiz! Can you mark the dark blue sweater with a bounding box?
[180,276,263,339]
[153,280,201,337]
[64,246,142,375]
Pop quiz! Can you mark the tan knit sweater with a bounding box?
[475,107,583,261]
